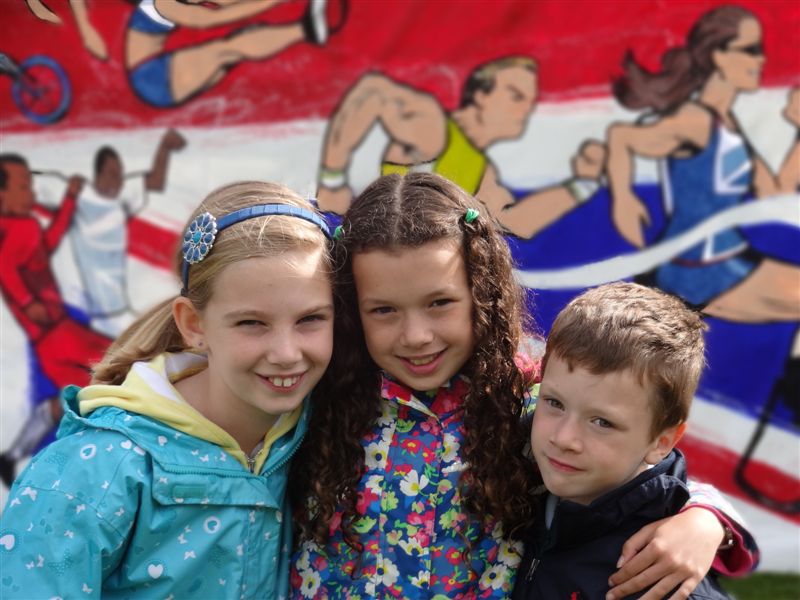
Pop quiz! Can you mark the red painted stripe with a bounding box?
[679,434,800,525]
[128,217,178,272]
[2,0,798,132]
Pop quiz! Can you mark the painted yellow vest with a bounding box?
[381,118,487,194]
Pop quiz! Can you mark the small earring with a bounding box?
[196,340,204,348]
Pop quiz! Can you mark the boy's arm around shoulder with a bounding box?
[0,427,150,598]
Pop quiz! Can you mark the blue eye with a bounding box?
[592,417,614,429]
[545,397,564,411]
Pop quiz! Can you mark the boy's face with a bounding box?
[531,355,679,505]
[0,162,35,215]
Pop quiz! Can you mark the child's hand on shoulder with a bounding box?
[606,507,723,600]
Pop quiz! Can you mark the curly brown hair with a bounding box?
[291,172,540,549]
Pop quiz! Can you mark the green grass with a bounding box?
[720,573,800,600]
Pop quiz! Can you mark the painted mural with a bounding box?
[0,0,798,573]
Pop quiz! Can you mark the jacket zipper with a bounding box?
[152,429,306,478]
[262,429,306,477]
[525,557,540,581]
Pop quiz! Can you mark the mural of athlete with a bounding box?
[317,56,605,237]
[125,0,335,108]
[71,128,186,337]
[0,155,112,487]
[604,4,800,497]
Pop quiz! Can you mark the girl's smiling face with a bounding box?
[177,249,333,447]
[352,240,475,391]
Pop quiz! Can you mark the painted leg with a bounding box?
[24,0,61,24]
[168,24,305,105]
[703,259,800,323]
[69,0,108,60]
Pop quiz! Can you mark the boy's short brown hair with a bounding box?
[544,282,707,438]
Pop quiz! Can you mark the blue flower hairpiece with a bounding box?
[182,212,218,265]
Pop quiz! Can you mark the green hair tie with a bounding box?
[333,225,344,240]
[465,208,480,223]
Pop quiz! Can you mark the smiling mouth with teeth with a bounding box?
[267,375,301,388]
[407,353,440,366]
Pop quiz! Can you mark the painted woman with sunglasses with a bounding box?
[606,4,799,326]
[604,6,800,495]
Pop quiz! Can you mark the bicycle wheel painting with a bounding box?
[12,55,71,125]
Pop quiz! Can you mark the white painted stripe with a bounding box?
[514,196,799,290]
[689,396,799,480]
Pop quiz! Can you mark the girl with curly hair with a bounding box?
[289,172,757,599]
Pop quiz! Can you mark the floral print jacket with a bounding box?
[291,374,527,599]
[290,371,756,599]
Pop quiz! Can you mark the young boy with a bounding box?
[513,282,750,600]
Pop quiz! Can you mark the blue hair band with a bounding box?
[181,204,331,295]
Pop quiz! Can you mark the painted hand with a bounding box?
[783,87,800,129]
[66,175,85,198]
[162,129,188,151]
[612,190,650,248]
[571,139,607,180]
[24,301,57,325]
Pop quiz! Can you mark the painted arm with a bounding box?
[606,105,711,247]
[144,129,187,192]
[478,140,606,239]
[0,224,36,309]
[778,87,800,193]
[317,72,447,214]
[43,176,81,251]
[155,0,282,29]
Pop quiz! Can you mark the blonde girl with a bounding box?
[0,181,334,599]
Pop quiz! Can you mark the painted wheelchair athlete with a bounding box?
[125,0,342,108]
[0,52,71,125]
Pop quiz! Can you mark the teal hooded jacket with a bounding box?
[0,352,308,599]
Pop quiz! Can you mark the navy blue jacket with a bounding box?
[512,450,732,600]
